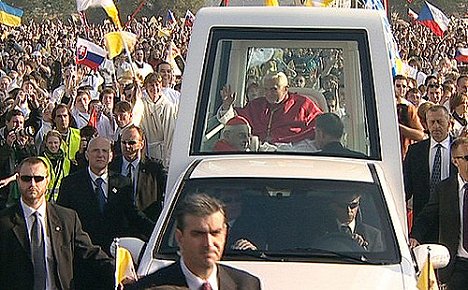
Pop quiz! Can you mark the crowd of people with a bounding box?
[0,7,466,289]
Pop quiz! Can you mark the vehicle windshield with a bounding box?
[192,28,379,159]
[155,178,400,264]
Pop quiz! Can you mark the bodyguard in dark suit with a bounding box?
[109,125,166,220]
[125,194,261,290]
[0,157,114,290]
[404,105,457,242]
[315,112,367,158]
[410,137,468,290]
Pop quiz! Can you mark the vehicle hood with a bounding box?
[221,261,408,289]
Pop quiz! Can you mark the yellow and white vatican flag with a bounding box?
[76,0,121,28]
[115,246,137,286]
[104,31,137,59]
[416,257,438,290]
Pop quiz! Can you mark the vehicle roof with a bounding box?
[194,6,386,30]
[189,156,374,182]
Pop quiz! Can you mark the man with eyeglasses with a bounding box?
[327,192,383,252]
[410,137,468,290]
[110,125,166,220]
[394,74,424,159]
[0,157,115,289]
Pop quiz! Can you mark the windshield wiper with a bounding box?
[224,249,285,261]
[277,247,378,264]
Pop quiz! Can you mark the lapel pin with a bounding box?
[55,226,61,231]
[112,188,118,194]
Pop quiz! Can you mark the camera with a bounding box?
[14,126,35,138]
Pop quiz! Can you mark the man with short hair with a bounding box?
[52,104,81,162]
[126,194,261,289]
[456,75,468,95]
[404,105,458,242]
[157,61,180,106]
[110,125,166,220]
[113,100,134,156]
[315,112,366,158]
[410,137,468,289]
[426,83,443,104]
[0,157,115,289]
[133,49,153,80]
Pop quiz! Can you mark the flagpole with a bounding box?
[114,237,120,290]
[426,246,430,290]
[123,0,148,29]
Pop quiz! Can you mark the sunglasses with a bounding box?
[454,155,468,161]
[19,175,47,182]
[121,140,139,146]
[337,200,360,209]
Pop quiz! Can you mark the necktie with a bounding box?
[127,163,133,181]
[31,212,46,290]
[200,282,212,290]
[463,184,468,251]
[95,177,107,213]
[430,144,442,194]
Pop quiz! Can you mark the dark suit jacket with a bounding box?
[411,176,460,283]
[355,222,383,252]
[57,169,155,254]
[404,138,457,241]
[321,141,367,158]
[0,202,114,290]
[109,155,167,220]
[127,260,261,290]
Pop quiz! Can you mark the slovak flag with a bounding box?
[184,10,195,27]
[417,1,450,37]
[76,37,107,70]
[455,48,468,63]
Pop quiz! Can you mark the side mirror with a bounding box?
[110,237,146,265]
[413,244,450,270]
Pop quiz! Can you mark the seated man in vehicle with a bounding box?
[315,112,367,158]
[218,72,322,145]
[325,192,383,252]
[213,116,252,152]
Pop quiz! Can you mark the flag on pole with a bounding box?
[104,31,137,59]
[455,48,468,63]
[408,8,419,21]
[115,246,137,285]
[265,0,279,6]
[0,1,23,27]
[184,10,195,27]
[157,27,171,38]
[219,0,229,6]
[416,1,450,37]
[87,107,99,128]
[416,257,438,290]
[166,9,176,27]
[166,41,182,76]
[76,0,121,28]
[76,38,107,70]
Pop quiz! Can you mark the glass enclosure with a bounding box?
[155,178,400,264]
[191,28,380,159]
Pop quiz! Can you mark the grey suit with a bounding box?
[0,202,114,290]
[127,260,261,290]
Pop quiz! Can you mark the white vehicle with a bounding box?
[120,7,449,289]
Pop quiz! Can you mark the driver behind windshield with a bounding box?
[328,193,383,252]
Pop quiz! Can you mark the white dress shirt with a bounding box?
[180,257,219,290]
[429,136,451,181]
[88,167,109,199]
[122,156,140,196]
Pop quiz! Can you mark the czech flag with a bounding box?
[455,48,468,63]
[0,1,23,27]
[408,8,418,21]
[76,38,107,70]
[166,9,176,27]
[417,1,450,37]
